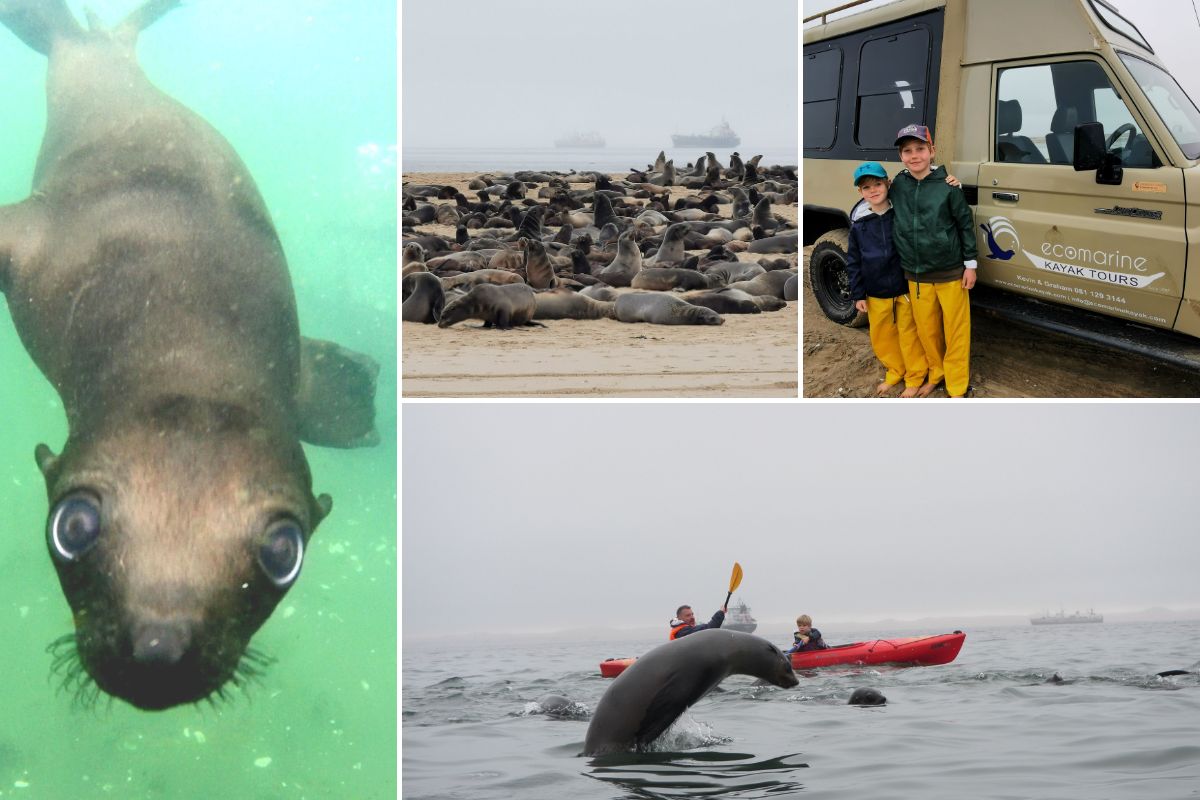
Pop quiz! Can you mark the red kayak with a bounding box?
[599,657,636,678]
[599,632,965,678]
[790,631,966,669]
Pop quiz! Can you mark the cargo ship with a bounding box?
[1031,608,1103,625]
[554,131,605,148]
[724,597,757,633]
[671,119,740,148]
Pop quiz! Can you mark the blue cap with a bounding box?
[852,161,888,186]
[894,124,933,146]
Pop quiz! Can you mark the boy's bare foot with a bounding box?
[876,380,897,396]
[899,385,920,398]
[916,381,939,398]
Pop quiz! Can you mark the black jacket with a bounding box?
[788,628,829,653]
[670,609,725,639]
[846,200,907,301]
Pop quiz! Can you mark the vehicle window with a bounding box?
[1120,53,1200,160]
[855,30,929,149]
[996,60,1156,168]
[804,49,841,150]
[1087,0,1152,52]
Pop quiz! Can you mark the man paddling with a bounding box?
[669,604,726,640]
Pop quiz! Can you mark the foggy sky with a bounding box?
[401,0,798,150]
[402,404,1200,639]
[802,0,1200,107]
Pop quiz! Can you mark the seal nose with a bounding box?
[132,622,192,665]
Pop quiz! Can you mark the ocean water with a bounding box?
[0,2,396,798]
[401,146,799,174]
[402,621,1200,799]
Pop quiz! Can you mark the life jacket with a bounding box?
[669,623,689,640]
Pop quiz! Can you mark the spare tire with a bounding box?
[809,228,867,327]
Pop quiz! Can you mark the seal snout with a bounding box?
[132,621,192,665]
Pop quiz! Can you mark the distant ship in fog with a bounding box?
[1031,608,1103,625]
[724,597,757,633]
[554,131,606,148]
[671,119,740,148]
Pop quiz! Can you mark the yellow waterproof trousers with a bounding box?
[909,278,971,397]
[866,295,927,388]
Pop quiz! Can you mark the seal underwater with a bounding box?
[582,629,798,756]
[0,0,379,710]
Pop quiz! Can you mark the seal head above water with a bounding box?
[0,0,378,710]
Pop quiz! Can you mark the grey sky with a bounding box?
[802,0,1200,106]
[402,404,1200,640]
[401,0,798,150]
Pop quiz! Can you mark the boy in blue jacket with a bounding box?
[846,162,928,397]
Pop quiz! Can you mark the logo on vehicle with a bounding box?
[980,216,1017,261]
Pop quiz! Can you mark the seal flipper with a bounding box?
[296,337,380,448]
[0,0,84,55]
[115,0,181,38]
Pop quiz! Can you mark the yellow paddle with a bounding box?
[723,562,743,609]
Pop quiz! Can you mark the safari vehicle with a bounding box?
[804,0,1200,363]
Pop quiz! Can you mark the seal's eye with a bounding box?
[48,494,102,562]
[258,519,305,588]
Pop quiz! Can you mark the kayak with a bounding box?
[599,657,636,678]
[598,631,965,678]
[790,631,966,669]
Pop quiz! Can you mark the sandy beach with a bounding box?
[402,170,798,397]
[802,246,1200,398]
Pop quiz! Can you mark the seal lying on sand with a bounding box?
[0,0,378,710]
[438,283,538,329]
[582,630,798,756]
[533,288,616,320]
[615,293,724,326]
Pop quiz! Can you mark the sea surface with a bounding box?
[403,621,1200,799]
[401,146,799,174]
[0,2,396,798]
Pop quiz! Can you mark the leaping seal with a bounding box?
[582,629,798,756]
[0,0,379,710]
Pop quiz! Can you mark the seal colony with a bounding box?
[0,0,378,710]
[400,151,798,335]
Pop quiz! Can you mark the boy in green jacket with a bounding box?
[889,124,977,398]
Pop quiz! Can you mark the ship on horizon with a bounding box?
[554,131,605,148]
[671,119,741,149]
[724,597,757,633]
[1031,608,1103,625]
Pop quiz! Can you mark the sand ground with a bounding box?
[801,245,1200,398]
[403,171,798,397]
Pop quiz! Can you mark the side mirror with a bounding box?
[1073,122,1123,186]
[1073,122,1106,171]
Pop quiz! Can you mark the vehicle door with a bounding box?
[976,56,1185,331]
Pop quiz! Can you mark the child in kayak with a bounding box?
[788,614,829,653]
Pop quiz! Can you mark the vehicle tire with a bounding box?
[809,228,867,327]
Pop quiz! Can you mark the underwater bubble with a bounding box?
[254,757,272,768]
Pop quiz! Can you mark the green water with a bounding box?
[0,2,396,798]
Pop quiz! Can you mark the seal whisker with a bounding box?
[45,633,103,710]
